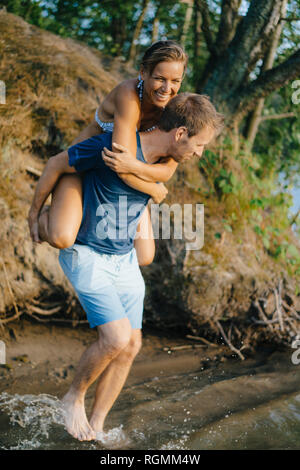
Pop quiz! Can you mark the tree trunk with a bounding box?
[198,0,300,128]
[181,0,194,46]
[111,15,127,55]
[193,0,202,83]
[215,0,242,56]
[196,0,241,91]
[128,0,150,64]
[152,4,160,43]
[245,0,288,148]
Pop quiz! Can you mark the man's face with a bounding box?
[170,126,215,163]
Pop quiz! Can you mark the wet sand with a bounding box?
[0,319,228,398]
[0,319,300,450]
[1,319,299,400]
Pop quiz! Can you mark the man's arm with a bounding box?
[28,151,76,242]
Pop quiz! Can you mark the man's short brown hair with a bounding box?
[158,93,224,137]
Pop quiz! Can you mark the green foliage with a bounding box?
[199,148,243,198]
[253,85,300,187]
[198,137,300,278]
[1,0,46,26]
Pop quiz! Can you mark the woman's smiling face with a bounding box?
[141,61,185,108]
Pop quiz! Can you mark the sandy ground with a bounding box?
[0,318,230,399]
[1,318,300,452]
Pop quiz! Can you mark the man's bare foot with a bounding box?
[61,392,96,441]
[89,413,105,434]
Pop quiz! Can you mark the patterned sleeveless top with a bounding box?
[95,77,156,133]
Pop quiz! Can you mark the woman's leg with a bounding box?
[134,205,155,266]
[38,174,83,249]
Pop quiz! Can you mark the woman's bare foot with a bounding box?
[61,392,96,441]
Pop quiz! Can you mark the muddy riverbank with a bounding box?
[0,320,299,450]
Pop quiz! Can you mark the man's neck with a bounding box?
[139,129,171,164]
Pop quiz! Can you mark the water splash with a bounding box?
[0,392,64,449]
[0,392,135,450]
[95,425,132,449]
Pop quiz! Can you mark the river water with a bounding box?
[0,349,299,450]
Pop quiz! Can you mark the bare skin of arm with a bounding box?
[60,87,170,202]
[102,81,175,197]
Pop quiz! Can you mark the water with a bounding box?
[1,356,300,450]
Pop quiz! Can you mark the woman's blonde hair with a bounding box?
[141,40,188,75]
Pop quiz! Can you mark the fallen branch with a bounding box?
[215,320,245,360]
[282,300,300,320]
[186,334,218,347]
[0,258,22,325]
[25,166,42,177]
[31,298,62,308]
[28,313,88,325]
[26,304,62,315]
[163,344,206,352]
[273,284,284,332]
[251,316,279,325]
[284,315,299,335]
[253,299,274,332]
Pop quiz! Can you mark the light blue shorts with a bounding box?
[58,244,145,329]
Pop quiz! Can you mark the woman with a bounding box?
[30,40,188,265]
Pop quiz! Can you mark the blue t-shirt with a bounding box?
[68,132,150,255]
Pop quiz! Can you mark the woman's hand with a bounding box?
[102,142,139,174]
[150,183,168,204]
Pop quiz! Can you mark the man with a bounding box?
[28,93,223,441]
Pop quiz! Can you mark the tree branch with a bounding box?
[204,0,283,99]
[290,209,300,226]
[231,47,300,118]
[197,0,216,56]
[280,16,300,22]
[259,112,295,121]
[215,0,242,55]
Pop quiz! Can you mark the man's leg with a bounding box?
[89,329,142,433]
[62,317,132,441]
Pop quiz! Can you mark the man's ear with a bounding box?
[175,127,188,142]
